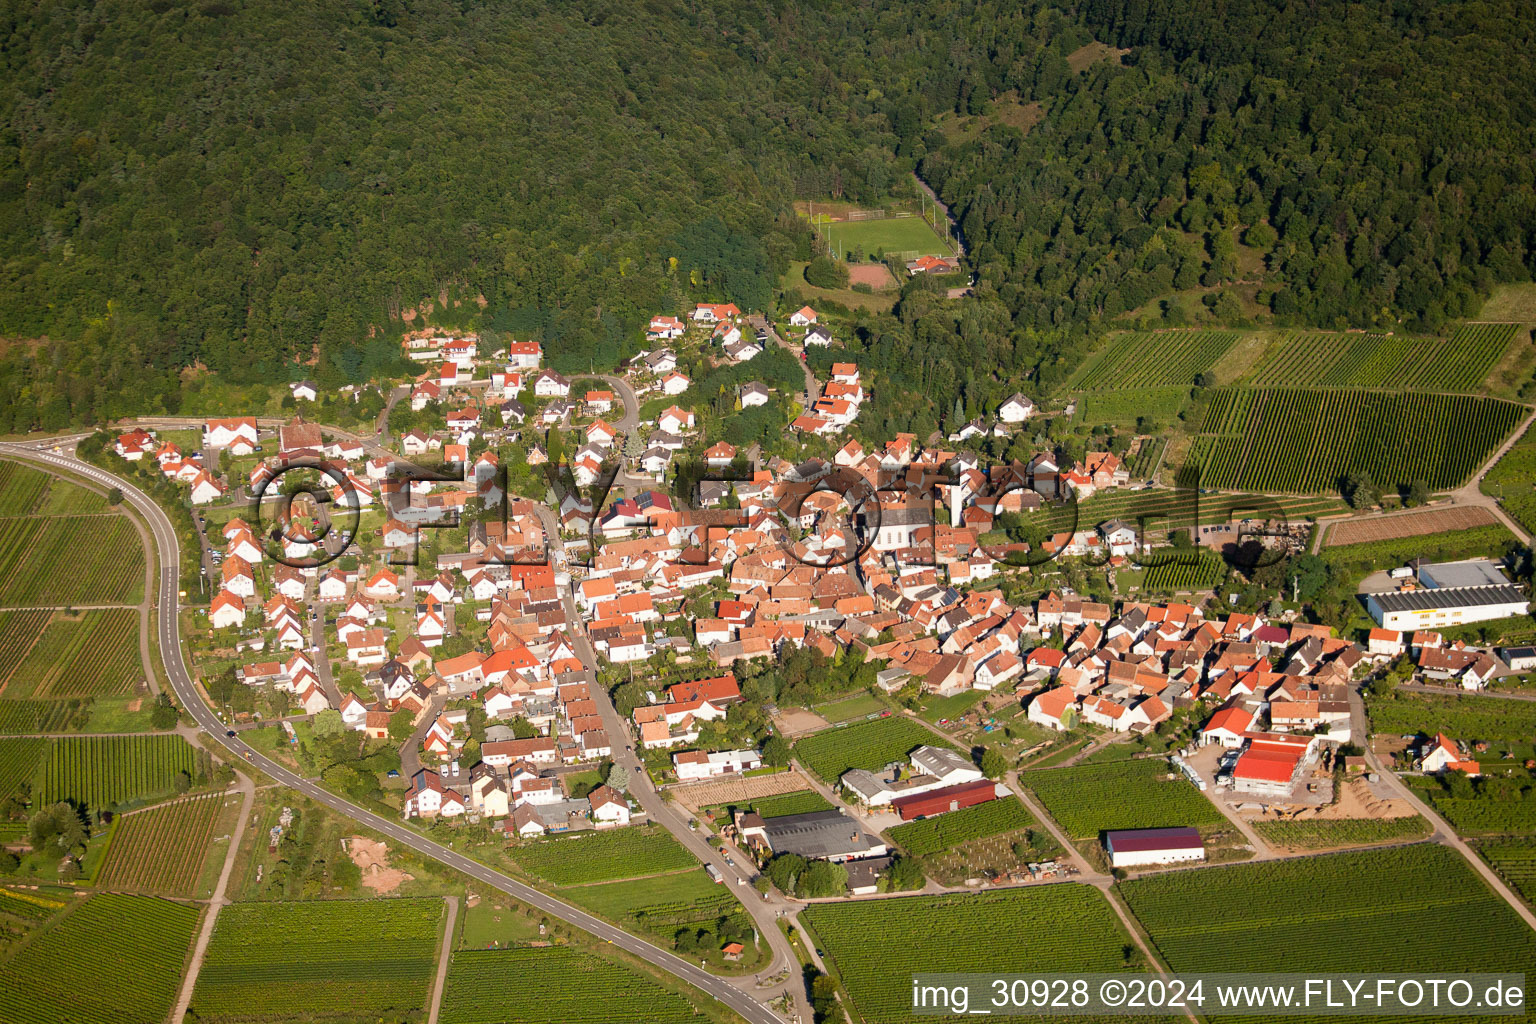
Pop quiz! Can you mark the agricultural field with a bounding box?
[1072,330,1239,391]
[0,514,144,605]
[1480,427,1536,536]
[97,793,224,897]
[0,697,92,734]
[0,738,45,801]
[556,870,739,935]
[802,887,1143,1024]
[1141,549,1226,593]
[1324,504,1498,546]
[1073,387,1190,428]
[4,609,141,699]
[1424,796,1536,837]
[1250,815,1431,850]
[813,691,890,723]
[510,824,696,885]
[1477,838,1536,907]
[1321,524,1514,586]
[813,212,950,258]
[192,898,444,1023]
[1366,690,1536,746]
[1244,324,1520,391]
[1037,488,1346,539]
[0,461,49,515]
[440,947,706,1024]
[1124,435,1167,479]
[1189,387,1525,491]
[0,893,198,1024]
[1023,759,1225,839]
[0,885,68,956]
[887,796,1035,858]
[34,734,200,812]
[793,716,954,782]
[748,789,834,818]
[1120,845,1536,1007]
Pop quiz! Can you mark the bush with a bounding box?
[804,256,849,290]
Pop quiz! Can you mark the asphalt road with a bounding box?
[0,440,784,1024]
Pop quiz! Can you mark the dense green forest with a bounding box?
[1,0,1532,432]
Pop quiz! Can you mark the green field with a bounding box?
[1031,487,1347,538]
[1245,323,1520,391]
[1481,427,1536,536]
[1428,796,1536,836]
[0,515,144,605]
[1188,387,1525,492]
[34,735,200,812]
[192,898,444,1023]
[749,789,834,818]
[1250,815,1431,850]
[440,947,707,1024]
[793,716,955,782]
[886,796,1034,857]
[0,885,68,958]
[0,737,46,801]
[1321,525,1515,587]
[3,609,141,699]
[0,697,93,733]
[814,691,890,723]
[1120,845,1536,1020]
[0,461,50,516]
[1023,759,1225,839]
[1072,330,1239,390]
[1075,387,1192,428]
[1366,690,1536,745]
[802,887,1143,1024]
[1478,837,1536,907]
[0,893,198,1024]
[1141,549,1227,593]
[555,869,740,931]
[510,824,696,885]
[816,213,949,258]
[97,793,224,897]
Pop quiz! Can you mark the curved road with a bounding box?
[0,439,784,1024]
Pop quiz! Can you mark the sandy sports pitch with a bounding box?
[1325,504,1498,546]
[846,262,896,290]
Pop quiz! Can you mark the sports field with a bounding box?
[813,214,950,258]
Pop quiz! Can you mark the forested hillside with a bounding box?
[1,0,1532,432]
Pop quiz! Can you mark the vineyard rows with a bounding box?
[0,738,46,802]
[0,515,144,605]
[1142,550,1226,593]
[562,871,740,932]
[802,888,1137,1024]
[794,716,953,782]
[749,789,833,818]
[1250,815,1430,850]
[0,894,198,1024]
[1024,759,1224,839]
[98,793,223,897]
[0,609,49,692]
[887,796,1034,857]
[0,698,92,734]
[34,735,199,812]
[1076,387,1190,426]
[1246,323,1520,391]
[1426,796,1536,836]
[1120,846,1536,996]
[192,898,444,1023]
[441,947,703,1024]
[1190,387,1524,491]
[9,609,140,699]
[513,824,696,885]
[1366,692,1536,745]
[1479,839,1536,908]
[0,462,49,516]
[1073,330,1239,390]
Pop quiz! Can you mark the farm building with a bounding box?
[1229,732,1318,798]
[1365,559,1527,630]
[891,780,1002,821]
[738,809,888,863]
[1103,826,1205,869]
[839,745,984,806]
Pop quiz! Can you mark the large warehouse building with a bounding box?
[1365,558,1527,630]
[1103,826,1205,868]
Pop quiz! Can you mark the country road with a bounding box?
[0,439,787,1024]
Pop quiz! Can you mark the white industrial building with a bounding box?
[1365,559,1528,630]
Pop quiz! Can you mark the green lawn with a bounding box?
[817,215,950,258]
[813,691,891,723]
